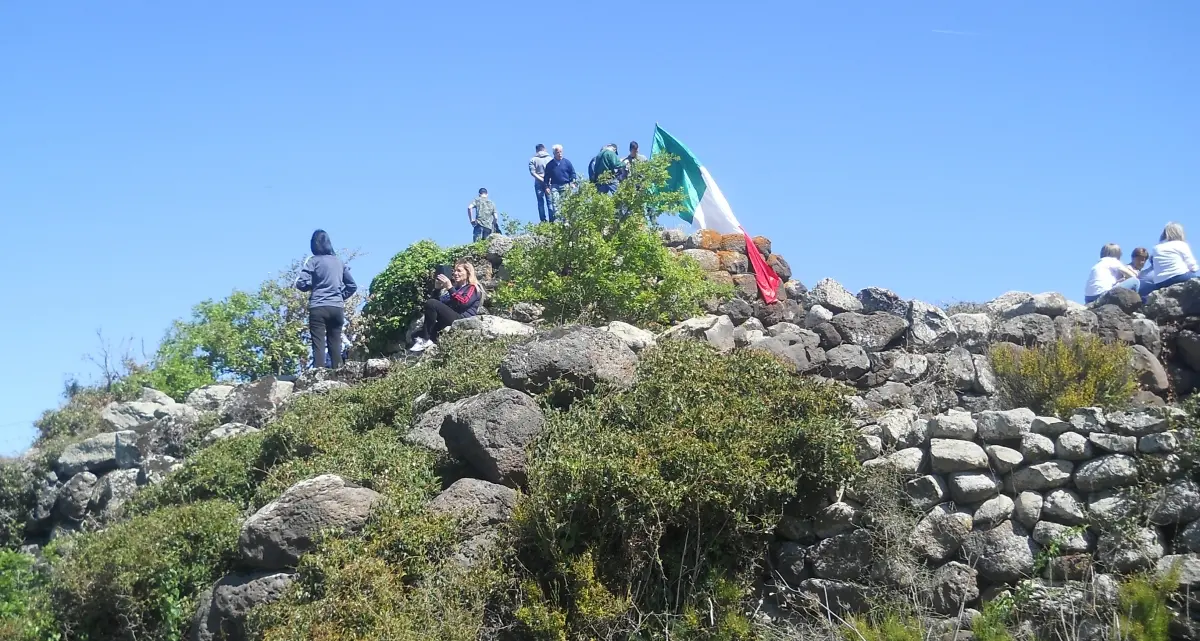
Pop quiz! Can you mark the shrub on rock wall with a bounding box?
[515,339,857,638]
[491,156,728,327]
[0,549,60,641]
[990,335,1136,417]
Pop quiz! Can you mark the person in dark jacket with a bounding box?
[295,229,357,369]
[543,144,576,222]
[590,143,623,194]
[410,261,484,352]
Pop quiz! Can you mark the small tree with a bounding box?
[989,335,1137,416]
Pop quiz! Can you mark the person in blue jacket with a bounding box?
[410,261,483,352]
[295,229,357,369]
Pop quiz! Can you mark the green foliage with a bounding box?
[51,500,241,641]
[0,550,60,641]
[490,156,728,326]
[361,240,486,352]
[32,386,114,444]
[517,339,856,637]
[972,598,1015,641]
[844,613,924,641]
[990,335,1137,416]
[0,460,34,550]
[1117,572,1175,641]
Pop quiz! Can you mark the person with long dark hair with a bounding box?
[295,230,357,368]
[410,261,483,352]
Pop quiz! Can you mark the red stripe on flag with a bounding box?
[741,227,781,304]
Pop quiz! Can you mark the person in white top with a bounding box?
[1138,222,1200,299]
[1084,243,1140,303]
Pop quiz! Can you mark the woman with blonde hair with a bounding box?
[1139,222,1200,299]
[411,261,485,352]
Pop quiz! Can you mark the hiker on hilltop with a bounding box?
[543,144,576,222]
[467,187,499,241]
[411,262,483,352]
[1084,243,1139,303]
[590,143,624,195]
[529,144,552,223]
[1131,247,1153,283]
[623,141,647,173]
[296,229,357,369]
[1139,222,1200,298]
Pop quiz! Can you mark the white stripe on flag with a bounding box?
[695,167,742,235]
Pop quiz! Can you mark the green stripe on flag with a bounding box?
[651,124,706,224]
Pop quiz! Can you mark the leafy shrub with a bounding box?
[1117,572,1175,641]
[490,156,728,326]
[0,460,34,550]
[361,240,485,353]
[844,613,924,641]
[32,386,114,444]
[971,598,1014,641]
[990,335,1137,416]
[0,549,60,641]
[516,339,856,637]
[51,500,240,641]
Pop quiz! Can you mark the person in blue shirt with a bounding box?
[411,261,484,352]
[542,144,576,223]
[295,229,357,369]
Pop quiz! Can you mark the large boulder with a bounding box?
[750,333,826,374]
[912,504,973,563]
[857,287,910,317]
[189,571,295,641]
[962,519,1038,583]
[238,475,382,570]
[1093,305,1134,343]
[993,314,1056,346]
[56,472,98,521]
[1130,345,1169,394]
[928,562,980,615]
[218,378,295,428]
[809,529,872,581]
[830,312,908,352]
[1095,287,1142,314]
[201,423,261,447]
[659,315,735,352]
[907,301,958,352]
[447,315,536,340]
[603,321,656,353]
[428,478,519,567]
[499,326,638,395]
[825,344,870,381]
[1074,455,1139,493]
[406,402,456,453]
[1097,527,1164,573]
[951,313,993,353]
[100,401,162,431]
[55,430,138,478]
[88,468,139,522]
[985,292,1033,317]
[976,408,1035,442]
[809,279,862,313]
[930,439,989,474]
[185,385,236,412]
[1001,292,1069,319]
[1054,309,1099,342]
[440,388,546,486]
[1146,479,1200,525]
[1144,279,1200,320]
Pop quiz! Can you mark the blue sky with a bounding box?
[1,1,1196,454]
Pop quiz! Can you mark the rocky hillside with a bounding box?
[5,222,1200,641]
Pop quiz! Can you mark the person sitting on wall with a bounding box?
[1130,247,1153,284]
[1139,222,1200,299]
[410,261,483,352]
[1084,243,1140,304]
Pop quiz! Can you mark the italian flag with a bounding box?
[651,124,782,304]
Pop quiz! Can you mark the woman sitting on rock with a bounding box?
[1138,222,1200,299]
[410,261,483,352]
[296,229,357,369]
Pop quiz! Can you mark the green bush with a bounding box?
[0,460,34,550]
[1117,572,1175,641]
[516,339,856,637]
[361,240,485,353]
[51,500,241,641]
[971,598,1014,641]
[0,550,60,641]
[490,156,728,327]
[989,335,1137,416]
[32,386,114,445]
[844,613,924,641]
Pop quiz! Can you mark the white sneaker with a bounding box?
[410,338,433,352]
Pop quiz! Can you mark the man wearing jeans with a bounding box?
[529,144,552,222]
[467,188,498,241]
[543,144,576,222]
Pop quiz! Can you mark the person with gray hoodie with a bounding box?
[529,144,553,222]
[296,229,357,369]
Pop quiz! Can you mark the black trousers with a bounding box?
[310,306,345,369]
[422,299,460,342]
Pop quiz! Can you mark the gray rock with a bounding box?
[1156,554,1200,588]
[906,475,948,512]
[810,529,872,581]
[863,448,926,475]
[1041,489,1086,525]
[1177,329,1200,371]
[814,502,863,539]
[1133,319,1162,356]
[55,430,138,478]
[448,315,537,340]
[1130,345,1170,394]
[1093,305,1135,343]
[863,382,913,411]
[733,324,765,348]
[876,408,926,448]
[500,326,638,395]
[855,433,883,462]
[776,517,816,544]
[929,410,977,440]
[1097,528,1164,573]
[440,388,546,486]
[857,287,909,316]
[1009,461,1074,492]
[907,301,958,352]
[364,358,392,378]
[976,408,1035,442]
[825,344,871,381]
[928,562,980,615]
[100,401,161,431]
[1020,433,1056,462]
[201,423,260,447]
[889,353,929,383]
[1055,432,1093,461]
[1142,454,1185,483]
[1001,292,1069,319]
[1145,279,1200,320]
[949,471,1000,506]
[427,478,519,567]
[1014,492,1043,529]
[1106,410,1169,436]
[718,298,754,326]
[1095,287,1142,314]
[972,354,998,395]
[749,333,826,374]
[1139,431,1178,454]
[190,571,295,641]
[509,301,546,324]
[603,321,656,353]
[804,305,834,330]
[683,248,719,271]
[985,291,1033,316]
[89,468,139,521]
[930,439,989,474]
[1147,479,1200,525]
[912,382,960,415]
[1033,521,1093,553]
[239,474,382,570]
[1177,520,1200,553]
[783,279,807,300]
[137,454,181,486]
[986,445,1024,473]
[185,385,236,412]
[485,233,515,263]
[830,312,908,352]
[1074,408,1110,433]
[767,321,803,337]
[406,402,456,453]
[962,519,1037,583]
[974,494,1015,528]
[951,313,993,353]
[1088,433,1136,454]
[1087,488,1141,523]
[660,315,736,353]
[769,541,810,586]
[794,578,869,615]
[809,279,862,313]
[1054,309,1100,342]
[56,472,98,521]
[1074,455,1139,493]
[218,378,294,428]
[913,504,973,563]
[994,313,1056,346]
[939,347,977,391]
[1030,416,1072,436]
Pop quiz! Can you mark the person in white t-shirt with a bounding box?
[1084,243,1140,303]
[1138,222,1200,299]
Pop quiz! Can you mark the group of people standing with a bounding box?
[527,141,647,223]
[1085,222,1199,303]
